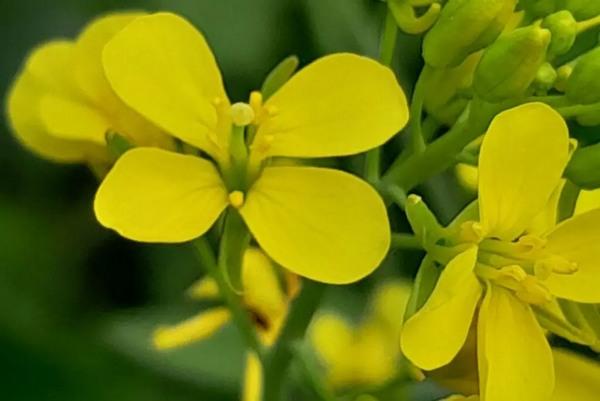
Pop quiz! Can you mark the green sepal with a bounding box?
[566,142,600,189]
[403,255,440,323]
[473,25,551,102]
[106,131,133,161]
[559,0,600,21]
[518,0,558,18]
[260,55,299,100]
[534,62,558,93]
[388,0,441,35]
[423,0,518,68]
[218,210,251,294]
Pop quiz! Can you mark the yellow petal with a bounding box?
[6,41,103,162]
[74,12,171,149]
[478,285,554,401]
[242,248,287,322]
[552,348,600,401]
[310,313,354,367]
[103,12,230,159]
[574,189,600,216]
[545,209,600,302]
[526,180,565,237]
[94,148,228,242]
[479,103,569,240]
[187,276,220,300]
[240,166,390,284]
[253,53,408,159]
[401,247,482,371]
[242,352,263,401]
[153,306,231,350]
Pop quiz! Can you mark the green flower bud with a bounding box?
[559,0,600,21]
[566,47,600,104]
[542,11,577,57]
[518,0,558,18]
[423,0,518,68]
[405,195,444,247]
[473,25,551,102]
[534,62,558,93]
[566,142,600,189]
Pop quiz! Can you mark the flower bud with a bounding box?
[423,0,518,68]
[518,0,558,18]
[560,0,600,21]
[473,25,551,102]
[405,195,444,246]
[534,62,558,93]
[566,142,600,189]
[566,47,600,104]
[542,11,577,57]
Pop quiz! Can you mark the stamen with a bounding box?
[228,190,245,208]
[230,103,255,127]
[516,276,552,305]
[459,221,485,243]
[535,255,578,278]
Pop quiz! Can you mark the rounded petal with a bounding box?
[553,348,600,401]
[545,209,600,303]
[74,12,171,148]
[153,307,231,350]
[94,148,228,242]
[6,41,104,162]
[103,12,230,158]
[478,285,554,401]
[242,248,287,321]
[401,247,482,371]
[254,53,409,158]
[240,166,390,284]
[479,103,569,240]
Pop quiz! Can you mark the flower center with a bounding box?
[458,221,579,305]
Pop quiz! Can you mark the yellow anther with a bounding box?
[516,276,552,305]
[459,221,485,243]
[249,91,263,113]
[228,191,245,208]
[230,102,255,127]
[498,265,528,283]
[536,255,578,277]
[517,235,547,252]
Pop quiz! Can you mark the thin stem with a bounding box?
[192,237,264,360]
[391,233,422,250]
[577,14,600,34]
[407,66,430,154]
[364,9,398,182]
[262,280,326,401]
[557,102,600,118]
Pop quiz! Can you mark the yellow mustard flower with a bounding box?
[437,348,600,401]
[310,281,411,389]
[154,247,296,401]
[94,12,409,284]
[402,102,600,401]
[6,12,171,165]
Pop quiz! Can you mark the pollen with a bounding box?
[230,102,255,126]
[229,190,245,208]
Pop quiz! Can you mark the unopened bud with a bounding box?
[518,0,558,18]
[423,0,518,68]
[566,48,600,105]
[405,195,444,245]
[473,25,551,102]
[542,11,577,58]
[561,0,600,21]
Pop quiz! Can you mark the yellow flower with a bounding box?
[94,12,409,284]
[154,247,295,401]
[310,281,411,389]
[402,102,600,401]
[6,12,171,165]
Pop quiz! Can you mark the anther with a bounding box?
[459,221,485,243]
[407,194,422,206]
[230,102,255,127]
[228,191,245,208]
[516,276,552,305]
[498,265,528,283]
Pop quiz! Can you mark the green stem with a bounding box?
[577,14,600,34]
[364,9,398,182]
[556,102,600,118]
[262,280,326,401]
[407,66,430,154]
[391,233,422,250]
[192,237,264,360]
[291,342,338,401]
[382,99,505,191]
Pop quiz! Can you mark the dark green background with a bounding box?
[0,1,430,400]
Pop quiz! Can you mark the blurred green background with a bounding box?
[0,1,430,400]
